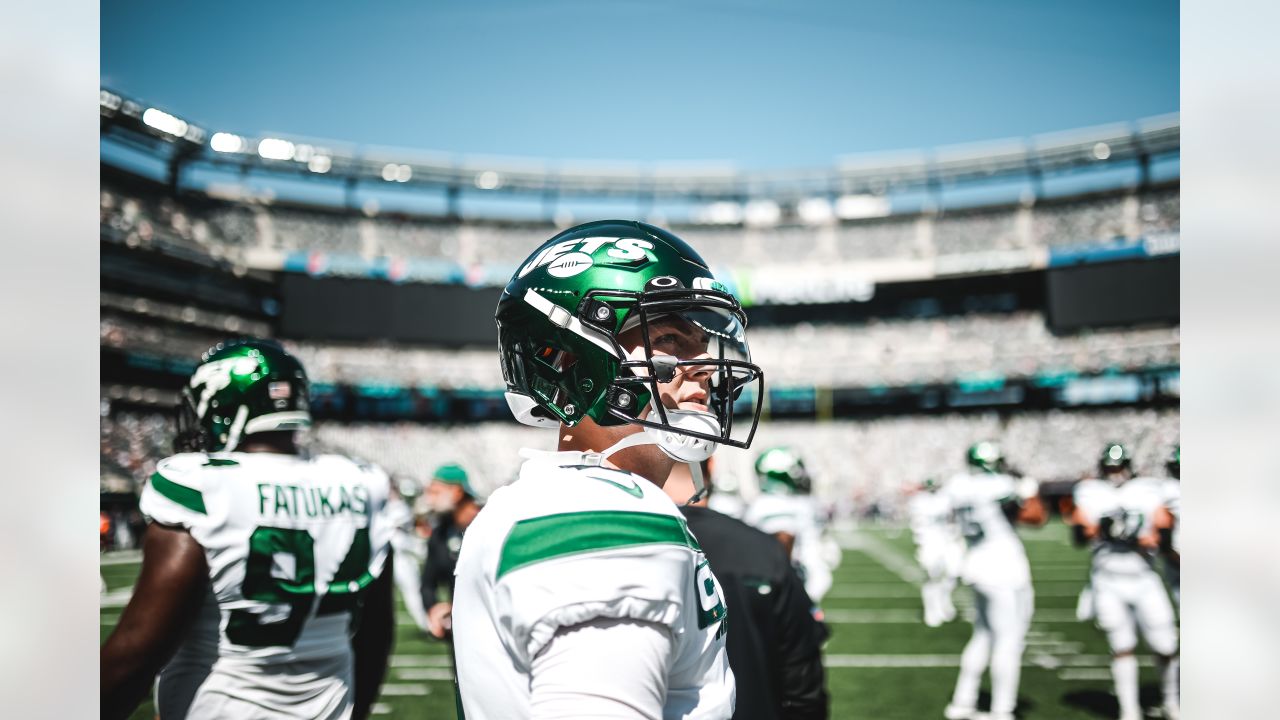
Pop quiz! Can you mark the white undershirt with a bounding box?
[529,618,673,720]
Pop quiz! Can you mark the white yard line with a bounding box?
[826,583,1085,599]
[394,668,456,682]
[822,654,1152,669]
[1058,669,1117,681]
[100,589,133,608]
[390,655,453,667]
[821,608,1091,624]
[100,551,143,566]
[378,683,431,696]
[838,532,925,586]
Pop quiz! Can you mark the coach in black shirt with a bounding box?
[419,463,480,639]
[665,461,830,720]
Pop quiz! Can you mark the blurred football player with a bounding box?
[907,477,963,628]
[1070,443,1180,720]
[419,462,481,639]
[387,476,430,633]
[666,460,829,720]
[1157,445,1180,607]
[743,447,834,604]
[101,339,396,720]
[942,441,1045,720]
[452,221,765,719]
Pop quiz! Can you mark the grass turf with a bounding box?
[100,521,1176,719]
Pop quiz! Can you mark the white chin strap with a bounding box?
[598,409,721,505]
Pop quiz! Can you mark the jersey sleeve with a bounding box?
[492,509,701,671]
[986,474,1018,504]
[138,453,214,529]
[357,460,395,583]
[1072,480,1108,523]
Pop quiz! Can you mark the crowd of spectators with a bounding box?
[102,407,1178,517]
[101,307,1178,391]
[101,183,1179,267]
[750,313,1179,387]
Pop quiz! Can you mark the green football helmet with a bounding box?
[495,220,764,451]
[1166,444,1179,479]
[755,447,811,494]
[174,339,311,453]
[966,441,1003,473]
[1099,442,1133,473]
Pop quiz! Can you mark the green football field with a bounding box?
[100,522,1175,719]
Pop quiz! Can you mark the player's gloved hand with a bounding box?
[427,602,453,640]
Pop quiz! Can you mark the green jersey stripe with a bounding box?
[150,472,207,515]
[497,510,695,580]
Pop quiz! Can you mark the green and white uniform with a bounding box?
[742,493,833,603]
[1072,477,1177,654]
[452,450,735,720]
[139,451,393,720]
[941,471,1034,718]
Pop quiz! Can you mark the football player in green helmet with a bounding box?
[966,441,1004,474]
[942,442,1045,720]
[753,446,813,495]
[1070,442,1180,720]
[174,339,312,453]
[453,221,761,719]
[744,446,834,604]
[495,219,764,497]
[1098,442,1134,484]
[103,339,396,720]
[1156,444,1181,608]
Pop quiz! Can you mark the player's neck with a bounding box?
[236,432,298,455]
[558,422,673,487]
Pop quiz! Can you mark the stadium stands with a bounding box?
[101,308,1177,390]
[100,181,1179,268]
[101,408,1179,508]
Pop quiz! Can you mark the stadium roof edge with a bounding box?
[100,87,1177,201]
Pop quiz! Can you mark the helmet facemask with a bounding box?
[502,282,764,453]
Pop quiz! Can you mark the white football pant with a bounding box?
[950,583,1033,716]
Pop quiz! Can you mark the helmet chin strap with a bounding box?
[597,408,721,505]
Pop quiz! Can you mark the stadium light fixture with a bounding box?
[744,199,781,227]
[697,201,743,225]
[797,197,835,225]
[836,194,891,220]
[99,90,122,113]
[1093,142,1112,161]
[258,138,297,161]
[308,155,332,174]
[142,108,189,139]
[382,163,411,182]
[475,170,502,190]
[210,132,245,153]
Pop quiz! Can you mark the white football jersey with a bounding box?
[1073,477,1167,575]
[742,492,832,601]
[139,451,393,720]
[452,451,735,720]
[1161,479,1181,554]
[908,490,960,548]
[941,472,1030,588]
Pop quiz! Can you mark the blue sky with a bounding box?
[102,0,1177,168]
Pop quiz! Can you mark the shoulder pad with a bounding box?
[145,453,214,519]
